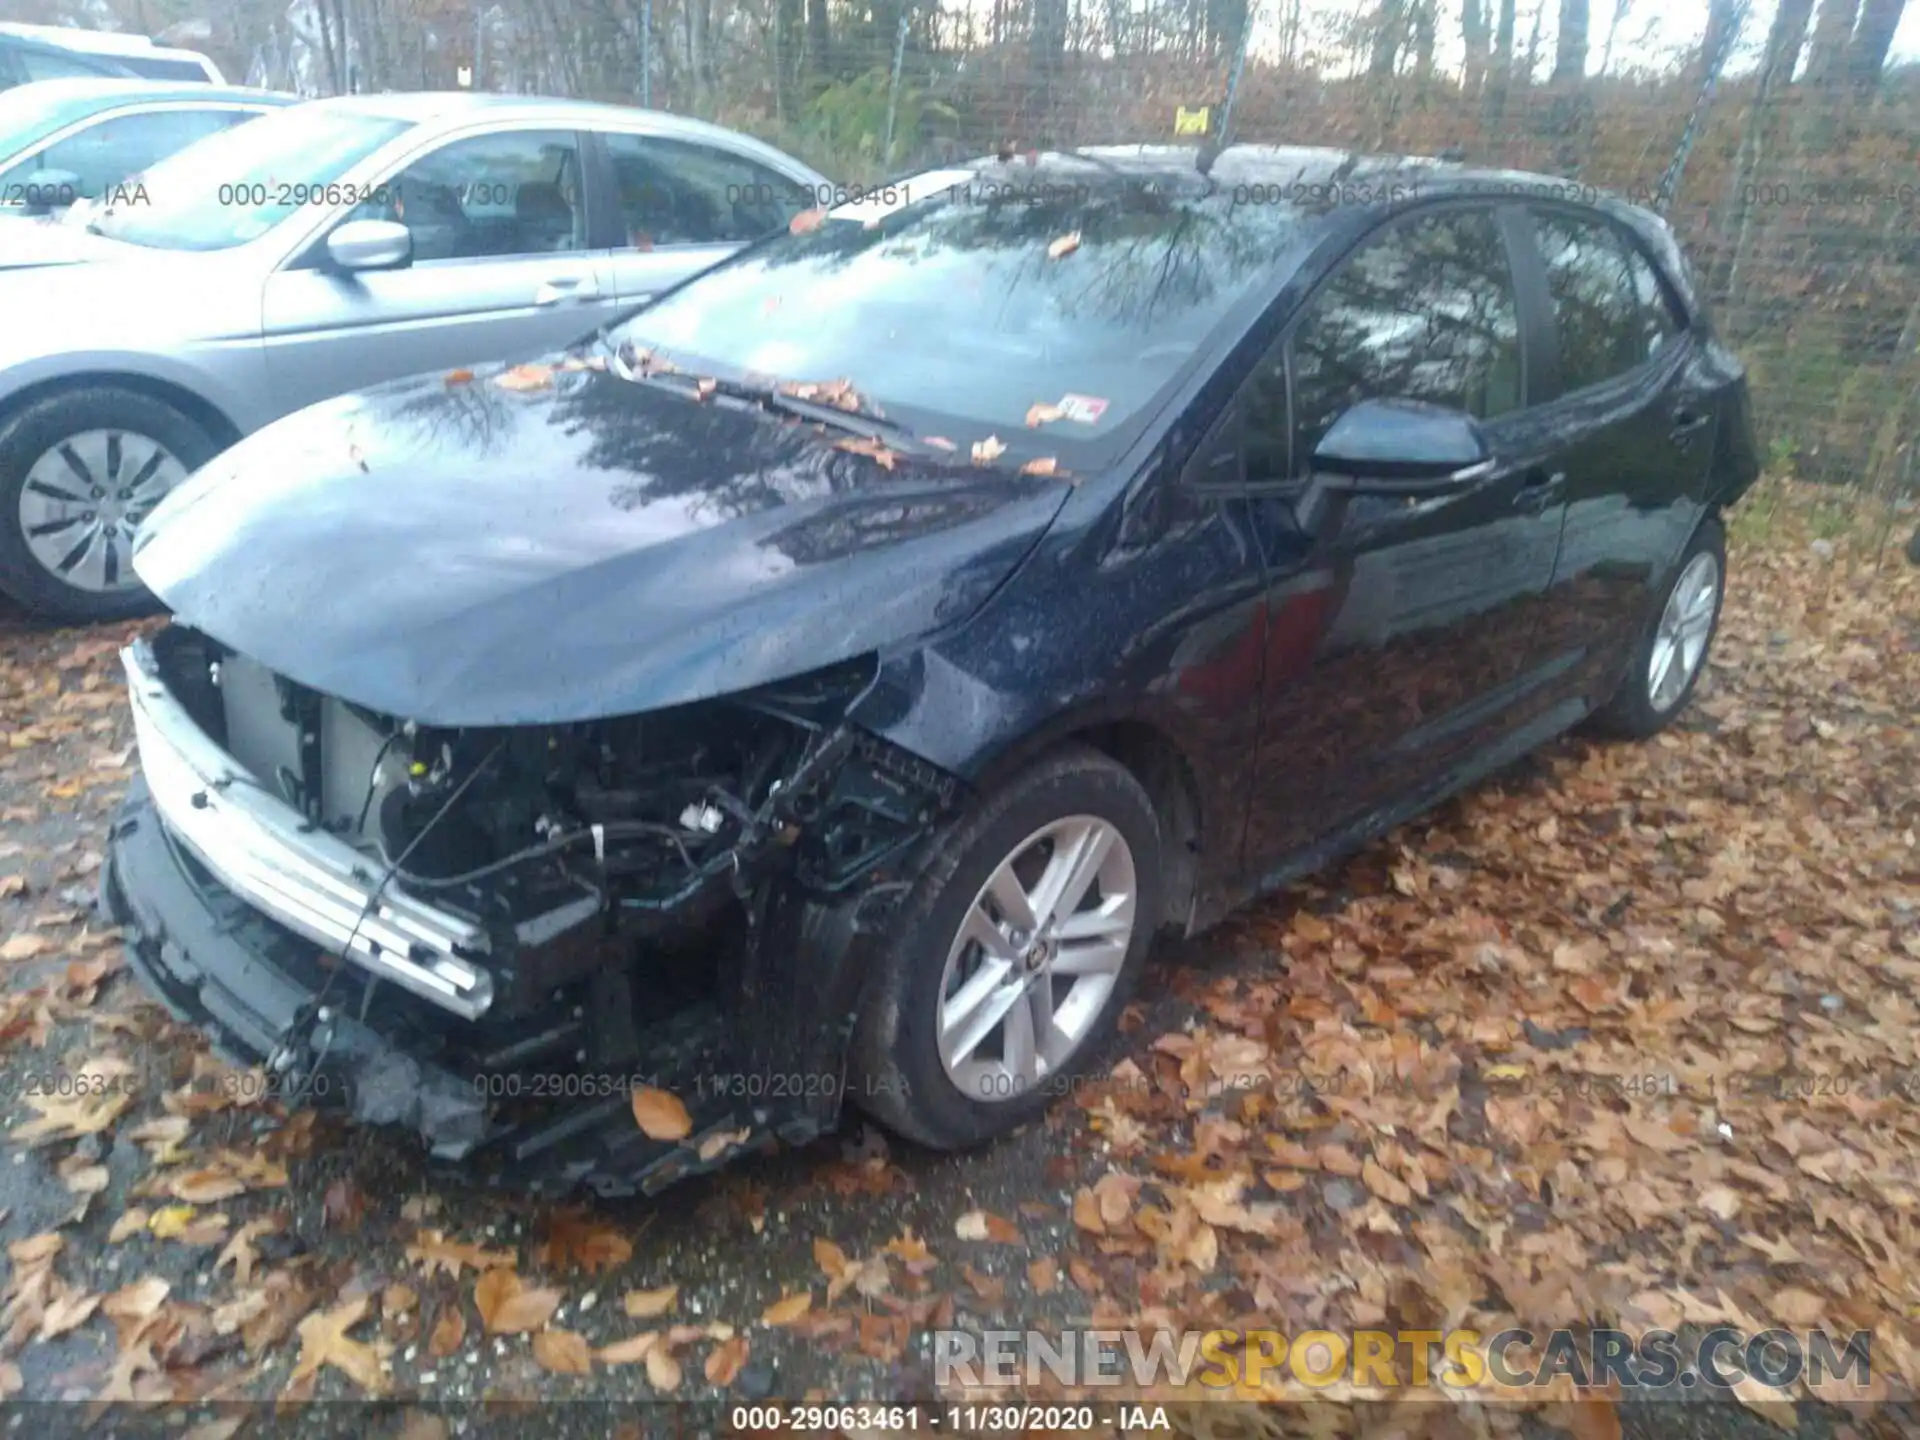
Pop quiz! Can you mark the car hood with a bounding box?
[0,218,139,270]
[134,360,1073,726]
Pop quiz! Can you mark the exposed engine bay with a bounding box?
[119,624,960,1195]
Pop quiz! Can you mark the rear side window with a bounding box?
[1286,207,1523,470]
[15,108,247,200]
[1533,211,1679,393]
[601,132,804,247]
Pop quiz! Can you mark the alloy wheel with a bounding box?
[17,428,186,594]
[1647,550,1720,713]
[935,815,1137,1104]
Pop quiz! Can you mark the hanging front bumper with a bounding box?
[121,639,495,1020]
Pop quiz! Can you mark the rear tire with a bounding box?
[1589,515,1726,739]
[0,386,218,623]
[850,745,1163,1150]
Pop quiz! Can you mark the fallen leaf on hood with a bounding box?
[60,1163,108,1196]
[167,1168,249,1205]
[406,1230,516,1279]
[473,1269,562,1335]
[494,363,554,393]
[102,1276,170,1322]
[1047,230,1082,259]
[38,1287,100,1340]
[0,934,52,960]
[955,1209,1021,1243]
[761,1291,812,1326]
[322,1177,366,1231]
[970,435,1006,464]
[1071,1188,1105,1234]
[149,1205,228,1245]
[697,1127,753,1162]
[216,1216,283,1286]
[645,1344,683,1393]
[923,436,957,451]
[789,207,826,234]
[108,1210,149,1243]
[12,1088,128,1145]
[444,368,474,385]
[9,1232,62,1265]
[1025,402,1064,427]
[622,1285,678,1319]
[631,1087,692,1141]
[427,1304,466,1358]
[1020,456,1061,476]
[596,1331,659,1365]
[535,1210,633,1274]
[533,1327,595,1375]
[706,1333,750,1386]
[288,1295,389,1396]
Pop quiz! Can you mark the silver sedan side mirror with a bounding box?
[326,218,412,272]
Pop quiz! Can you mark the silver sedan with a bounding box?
[0,91,828,620]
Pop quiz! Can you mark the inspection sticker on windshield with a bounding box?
[1055,394,1110,425]
[828,169,980,226]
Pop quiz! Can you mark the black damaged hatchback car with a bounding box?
[105,143,1758,1195]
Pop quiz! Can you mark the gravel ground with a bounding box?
[0,586,1897,1440]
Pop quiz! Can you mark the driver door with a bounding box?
[1239,204,1567,870]
[261,127,618,416]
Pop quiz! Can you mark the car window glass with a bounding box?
[18,48,111,81]
[23,109,245,200]
[1625,242,1682,358]
[359,130,584,262]
[602,132,803,247]
[1535,212,1665,392]
[1285,208,1522,472]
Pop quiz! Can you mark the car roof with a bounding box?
[292,91,800,150]
[946,142,1661,226]
[0,76,289,107]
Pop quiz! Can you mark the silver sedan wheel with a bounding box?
[935,815,1137,1104]
[1648,550,1719,713]
[17,428,186,594]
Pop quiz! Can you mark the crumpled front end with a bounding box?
[105,625,960,1195]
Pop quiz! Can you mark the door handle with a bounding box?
[1670,405,1712,441]
[1513,468,1566,513]
[533,275,601,307]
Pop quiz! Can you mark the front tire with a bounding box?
[1589,515,1726,739]
[0,386,218,623]
[851,745,1163,1150]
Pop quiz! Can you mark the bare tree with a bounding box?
[1552,0,1588,80]
[1846,0,1907,85]
[1462,0,1491,91]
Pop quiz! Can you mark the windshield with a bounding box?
[0,85,112,166]
[613,169,1312,450]
[89,106,410,250]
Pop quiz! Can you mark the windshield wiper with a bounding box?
[604,336,914,446]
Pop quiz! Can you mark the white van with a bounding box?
[0,23,223,85]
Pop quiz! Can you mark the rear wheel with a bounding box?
[851,746,1163,1149]
[0,386,217,622]
[1589,515,1725,739]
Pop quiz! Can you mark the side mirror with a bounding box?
[1310,398,1493,494]
[326,218,412,272]
[15,168,80,217]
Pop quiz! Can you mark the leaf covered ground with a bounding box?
[0,483,1911,1438]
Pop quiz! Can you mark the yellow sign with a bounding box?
[1174,106,1210,136]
